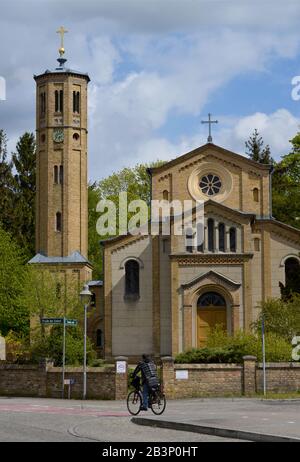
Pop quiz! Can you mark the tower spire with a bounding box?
[56,26,68,69]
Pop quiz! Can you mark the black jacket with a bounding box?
[133,359,158,386]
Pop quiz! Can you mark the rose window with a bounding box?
[199,174,222,196]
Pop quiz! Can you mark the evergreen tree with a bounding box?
[11,132,36,257]
[0,129,15,230]
[0,226,29,336]
[245,129,274,164]
[272,133,300,228]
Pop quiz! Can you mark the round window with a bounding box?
[199,174,222,196]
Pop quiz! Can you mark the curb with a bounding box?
[131,417,300,442]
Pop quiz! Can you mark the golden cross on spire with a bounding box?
[56,26,68,57]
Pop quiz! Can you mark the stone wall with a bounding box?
[256,362,300,393]
[1,357,300,399]
[0,363,47,397]
[0,359,128,400]
[161,357,243,398]
[161,357,300,398]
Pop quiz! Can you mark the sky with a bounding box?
[1,0,300,181]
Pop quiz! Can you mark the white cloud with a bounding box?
[216,109,300,159]
[1,1,300,180]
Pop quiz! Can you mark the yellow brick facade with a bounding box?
[35,72,89,258]
[103,143,300,360]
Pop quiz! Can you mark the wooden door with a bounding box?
[197,306,227,348]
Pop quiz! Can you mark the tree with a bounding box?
[88,161,165,279]
[253,295,300,342]
[272,133,300,228]
[0,226,29,336]
[22,267,97,365]
[0,129,15,231]
[11,132,36,257]
[245,129,274,164]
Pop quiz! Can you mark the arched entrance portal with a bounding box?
[197,292,227,347]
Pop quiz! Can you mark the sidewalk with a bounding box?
[132,398,300,442]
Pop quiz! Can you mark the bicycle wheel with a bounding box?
[150,390,166,415]
[127,390,142,415]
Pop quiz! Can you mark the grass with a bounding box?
[257,391,300,400]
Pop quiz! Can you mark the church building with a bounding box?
[102,142,300,360]
[29,31,300,361]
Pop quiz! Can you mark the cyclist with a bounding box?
[131,354,159,411]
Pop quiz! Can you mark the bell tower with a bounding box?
[30,28,92,281]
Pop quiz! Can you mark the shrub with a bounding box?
[30,326,97,366]
[253,296,300,342]
[175,326,293,364]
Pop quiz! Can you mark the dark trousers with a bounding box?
[142,382,150,408]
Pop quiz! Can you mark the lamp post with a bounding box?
[80,284,92,400]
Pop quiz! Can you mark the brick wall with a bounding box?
[161,357,300,398]
[0,363,47,397]
[0,361,128,400]
[46,367,115,399]
[256,362,300,393]
[161,358,243,398]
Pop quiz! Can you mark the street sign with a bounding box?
[65,319,78,326]
[40,317,78,399]
[41,318,77,326]
[41,318,64,325]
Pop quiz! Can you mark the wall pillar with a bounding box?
[114,356,128,400]
[226,228,230,252]
[161,356,175,398]
[215,225,219,252]
[231,304,240,334]
[243,355,257,396]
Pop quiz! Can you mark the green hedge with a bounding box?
[175,327,293,364]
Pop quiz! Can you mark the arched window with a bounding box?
[59,165,64,184]
[91,292,96,307]
[76,92,80,113]
[254,238,260,251]
[54,165,58,184]
[125,260,140,299]
[198,292,226,307]
[196,222,204,252]
[55,90,59,112]
[96,329,103,347]
[253,188,259,202]
[55,90,63,112]
[218,223,225,252]
[230,227,237,252]
[207,218,214,252]
[73,91,80,113]
[60,90,64,113]
[40,92,46,115]
[163,190,169,201]
[285,257,300,295]
[185,227,194,253]
[56,212,62,232]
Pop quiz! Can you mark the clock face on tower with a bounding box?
[53,128,64,143]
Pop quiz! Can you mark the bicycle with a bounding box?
[127,376,166,416]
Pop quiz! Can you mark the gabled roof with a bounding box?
[181,270,241,290]
[255,218,300,237]
[204,199,255,219]
[28,251,92,266]
[148,143,272,175]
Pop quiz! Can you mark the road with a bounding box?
[0,397,238,442]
